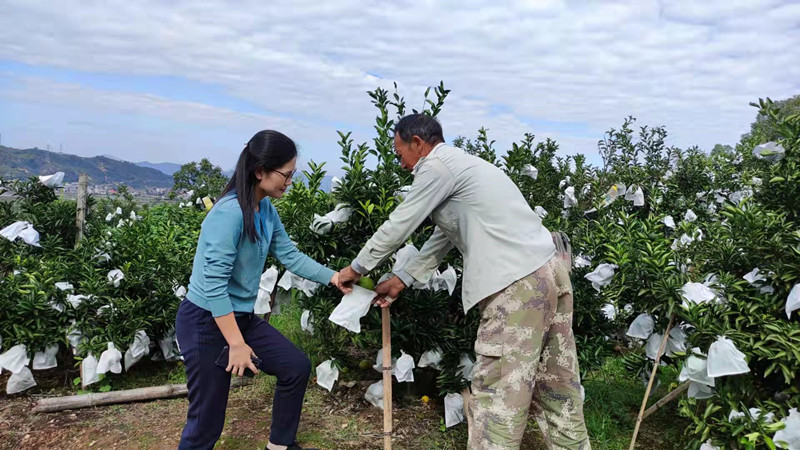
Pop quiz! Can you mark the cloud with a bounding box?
[0,0,797,168]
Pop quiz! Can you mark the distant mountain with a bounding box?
[0,146,174,188]
[135,161,183,176]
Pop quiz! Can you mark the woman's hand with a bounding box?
[227,342,259,377]
[331,271,353,295]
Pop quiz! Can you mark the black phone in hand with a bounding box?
[214,345,262,378]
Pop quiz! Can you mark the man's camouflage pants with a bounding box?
[467,257,591,450]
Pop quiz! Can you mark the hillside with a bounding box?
[0,146,174,188]
[135,161,183,176]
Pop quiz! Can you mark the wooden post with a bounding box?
[642,381,690,419]
[629,315,675,450]
[74,174,88,248]
[381,306,392,450]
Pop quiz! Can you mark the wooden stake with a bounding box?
[381,306,392,450]
[629,314,674,450]
[33,384,188,413]
[642,381,690,420]
[74,174,88,248]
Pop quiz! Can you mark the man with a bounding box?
[339,114,590,449]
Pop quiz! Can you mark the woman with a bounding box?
[176,130,349,450]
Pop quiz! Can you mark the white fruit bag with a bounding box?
[107,269,125,287]
[393,351,415,383]
[418,349,443,370]
[311,214,333,235]
[301,310,314,334]
[372,348,397,373]
[680,282,716,308]
[328,285,375,333]
[124,330,151,371]
[316,359,339,392]
[601,303,616,321]
[773,408,800,449]
[678,348,715,387]
[663,215,676,229]
[159,330,180,361]
[626,314,654,339]
[584,264,617,292]
[82,353,100,387]
[0,344,30,374]
[7,366,36,394]
[633,187,645,206]
[365,380,384,409]
[707,336,750,377]
[458,354,475,381]
[688,381,715,399]
[33,344,59,370]
[523,164,538,179]
[666,326,687,357]
[645,333,665,360]
[787,284,800,319]
[563,186,577,208]
[55,282,74,291]
[444,393,465,428]
[700,440,721,450]
[97,342,123,375]
[38,172,65,187]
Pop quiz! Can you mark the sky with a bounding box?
[0,0,798,174]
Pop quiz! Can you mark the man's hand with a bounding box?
[330,271,352,295]
[338,266,362,291]
[373,276,407,308]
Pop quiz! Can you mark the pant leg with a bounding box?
[175,300,232,450]
[531,259,591,450]
[467,262,558,450]
[242,316,311,446]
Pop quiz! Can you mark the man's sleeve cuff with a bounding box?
[393,269,414,288]
[350,259,369,275]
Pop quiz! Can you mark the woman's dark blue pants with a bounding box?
[175,300,311,449]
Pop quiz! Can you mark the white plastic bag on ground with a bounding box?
[688,381,715,399]
[523,165,538,179]
[38,172,64,187]
[645,333,664,360]
[663,216,675,229]
[678,348,715,387]
[753,142,786,162]
[82,353,100,387]
[585,264,617,292]
[444,393,465,428]
[7,366,36,394]
[707,336,749,377]
[33,344,58,370]
[365,380,384,409]
[0,221,41,247]
[626,314,654,339]
[393,351,415,383]
[124,330,151,371]
[680,282,717,308]
[534,206,548,219]
[601,303,616,321]
[107,269,125,287]
[418,349,443,370]
[316,359,339,392]
[773,408,800,449]
[458,354,475,381]
[301,310,314,334]
[787,284,800,319]
[328,286,375,333]
[97,343,123,375]
[55,282,74,291]
[0,344,29,374]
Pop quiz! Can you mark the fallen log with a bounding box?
[33,383,188,413]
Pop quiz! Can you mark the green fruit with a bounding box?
[357,277,375,290]
[358,359,372,371]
